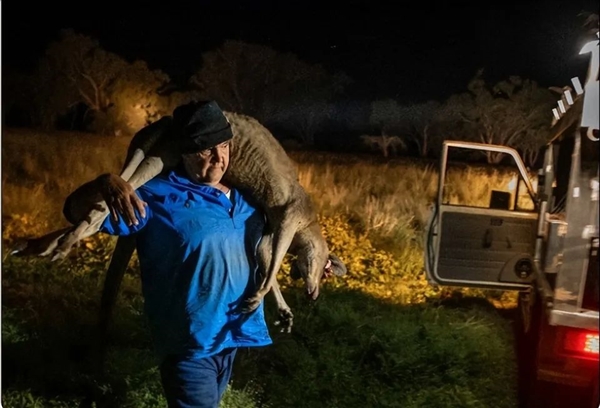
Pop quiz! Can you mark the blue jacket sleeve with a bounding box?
[99,191,152,236]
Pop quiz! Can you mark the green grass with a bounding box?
[2,247,517,408]
[246,289,517,408]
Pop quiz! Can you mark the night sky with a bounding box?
[3,0,599,103]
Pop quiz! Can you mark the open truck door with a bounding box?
[424,141,539,290]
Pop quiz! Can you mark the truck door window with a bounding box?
[442,162,535,211]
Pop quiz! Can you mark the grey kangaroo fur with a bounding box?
[15,110,346,336]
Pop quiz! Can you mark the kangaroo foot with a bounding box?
[10,227,72,257]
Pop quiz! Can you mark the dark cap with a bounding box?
[173,100,233,153]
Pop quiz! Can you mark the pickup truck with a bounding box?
[424,31,599,408]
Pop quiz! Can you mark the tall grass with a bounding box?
[296,160,439,238]
[2,129,524,242]
[2,128,129,232]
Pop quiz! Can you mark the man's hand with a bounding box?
[96,173,147,226]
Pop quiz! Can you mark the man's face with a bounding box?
[181,140,231,185]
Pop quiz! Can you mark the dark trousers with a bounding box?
[159,348,238,408]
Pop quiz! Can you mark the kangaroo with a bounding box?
[14,103,347,325]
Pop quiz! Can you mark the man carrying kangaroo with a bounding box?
[16,100,347,406]
[65,101,273,408]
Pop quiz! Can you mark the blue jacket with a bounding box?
[100,169,272,362]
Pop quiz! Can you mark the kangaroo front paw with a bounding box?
[10,229,71,258]
[273,308,294,333]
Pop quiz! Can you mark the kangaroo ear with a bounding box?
[328,253,347,277]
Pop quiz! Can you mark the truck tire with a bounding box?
[516,291,543,408]
[589,374,599,408]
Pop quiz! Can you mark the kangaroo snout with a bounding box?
[306,279,320,300]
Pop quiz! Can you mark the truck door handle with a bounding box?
[483,229,493,248]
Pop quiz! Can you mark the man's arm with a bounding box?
[96,173,148,226]
[62,173,150,236]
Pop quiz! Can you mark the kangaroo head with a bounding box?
[290,224,347,299]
